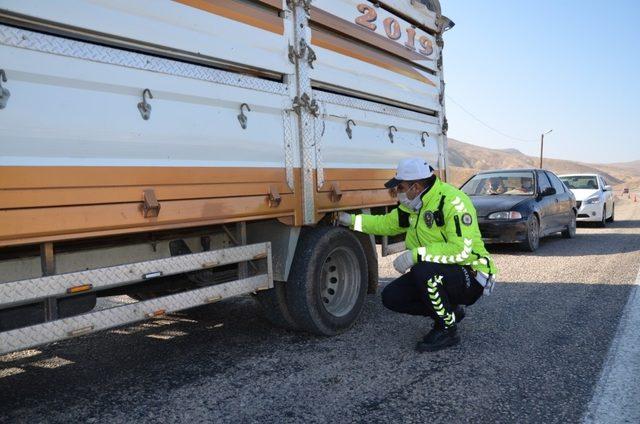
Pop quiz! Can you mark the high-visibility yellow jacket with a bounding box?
[350,177,497,275]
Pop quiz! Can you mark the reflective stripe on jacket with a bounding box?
[351,177,497,276]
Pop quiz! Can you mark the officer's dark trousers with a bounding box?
[381,262,484,327]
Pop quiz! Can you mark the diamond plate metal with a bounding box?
[282,109,295,191]
[287,2,316,224]
[281,9,300,194]
[0,243,271,307]
[314,99,325,190]
[290,4,317,224]
[0,274,270,355]
[313,90,440,125]
[300,107,316,216]
[0,25,287,96]
[436,42,449,177]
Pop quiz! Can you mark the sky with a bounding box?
[441,0,640,164]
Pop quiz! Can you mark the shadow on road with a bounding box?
[579,220,640,230]
[0,280,635,423]
[488,229,640,257]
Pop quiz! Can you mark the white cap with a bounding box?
[384,158,434,188]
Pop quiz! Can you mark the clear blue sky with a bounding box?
[442,0,639,164]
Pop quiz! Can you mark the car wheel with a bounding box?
[597,206,606,228]
[521,215,540,252]
[606,204,615,223]
[562,211,577,238]
[286,227,368,336]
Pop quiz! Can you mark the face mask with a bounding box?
[398,186,423,211]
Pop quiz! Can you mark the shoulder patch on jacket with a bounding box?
[462,213,473,226]
[397,208,411,228]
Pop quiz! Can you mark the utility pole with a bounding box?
[539,129,553,168]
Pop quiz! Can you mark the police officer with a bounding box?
[337,158,497,352]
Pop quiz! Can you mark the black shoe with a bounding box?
[422,307,464,343]
[423,308,464,343]
[416,326,460,353]
[422,322,444,344]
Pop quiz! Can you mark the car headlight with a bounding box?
[488,211,523,220]
[584,194,601,204]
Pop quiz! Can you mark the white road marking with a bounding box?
[583,263,640,423]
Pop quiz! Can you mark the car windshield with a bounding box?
[461,172,536,196]
[559,175,599,190]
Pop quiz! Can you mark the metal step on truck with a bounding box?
[0,0,452,355]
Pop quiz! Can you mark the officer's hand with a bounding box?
[336,212,352,227]
[393,251,414,274]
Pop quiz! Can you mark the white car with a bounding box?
[559,174,615,226]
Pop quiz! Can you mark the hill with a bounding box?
[446,138,639,189]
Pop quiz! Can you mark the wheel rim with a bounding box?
[320,247,362,317]
[529,218,539,247]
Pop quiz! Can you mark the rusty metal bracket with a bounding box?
[288,45,298,64]
[143,189,161,218]
[286,0,311,14]
[292,95,304,115]
[308,98,320,117]
[288,39,317,68]
[292,93,319,117]
[306,43,317,68]
[268,185,282,208]
[330,182,343,203]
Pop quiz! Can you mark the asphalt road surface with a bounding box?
[1,199,639,423]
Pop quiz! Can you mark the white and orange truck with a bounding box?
[0,0,453,354]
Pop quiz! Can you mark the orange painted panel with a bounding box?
[175,0,284,34]
[0,194,296,247]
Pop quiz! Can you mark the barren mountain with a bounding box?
[446,138,639,189]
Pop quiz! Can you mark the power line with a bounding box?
[445,95,538,143]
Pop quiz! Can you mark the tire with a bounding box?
[354,232,379,295]
[562,211,577,239]
[597,206,606,228]
[286,226,368,336]
[254,281,299,330]
[521,215,540,252]
[606,204,615,223]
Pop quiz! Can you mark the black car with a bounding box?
[460,169,577,251]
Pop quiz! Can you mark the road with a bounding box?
[1,199,639,423]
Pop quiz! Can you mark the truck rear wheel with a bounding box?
[254,281,299,330]
[286,227,368,336]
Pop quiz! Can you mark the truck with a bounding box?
[0,0,452,355]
